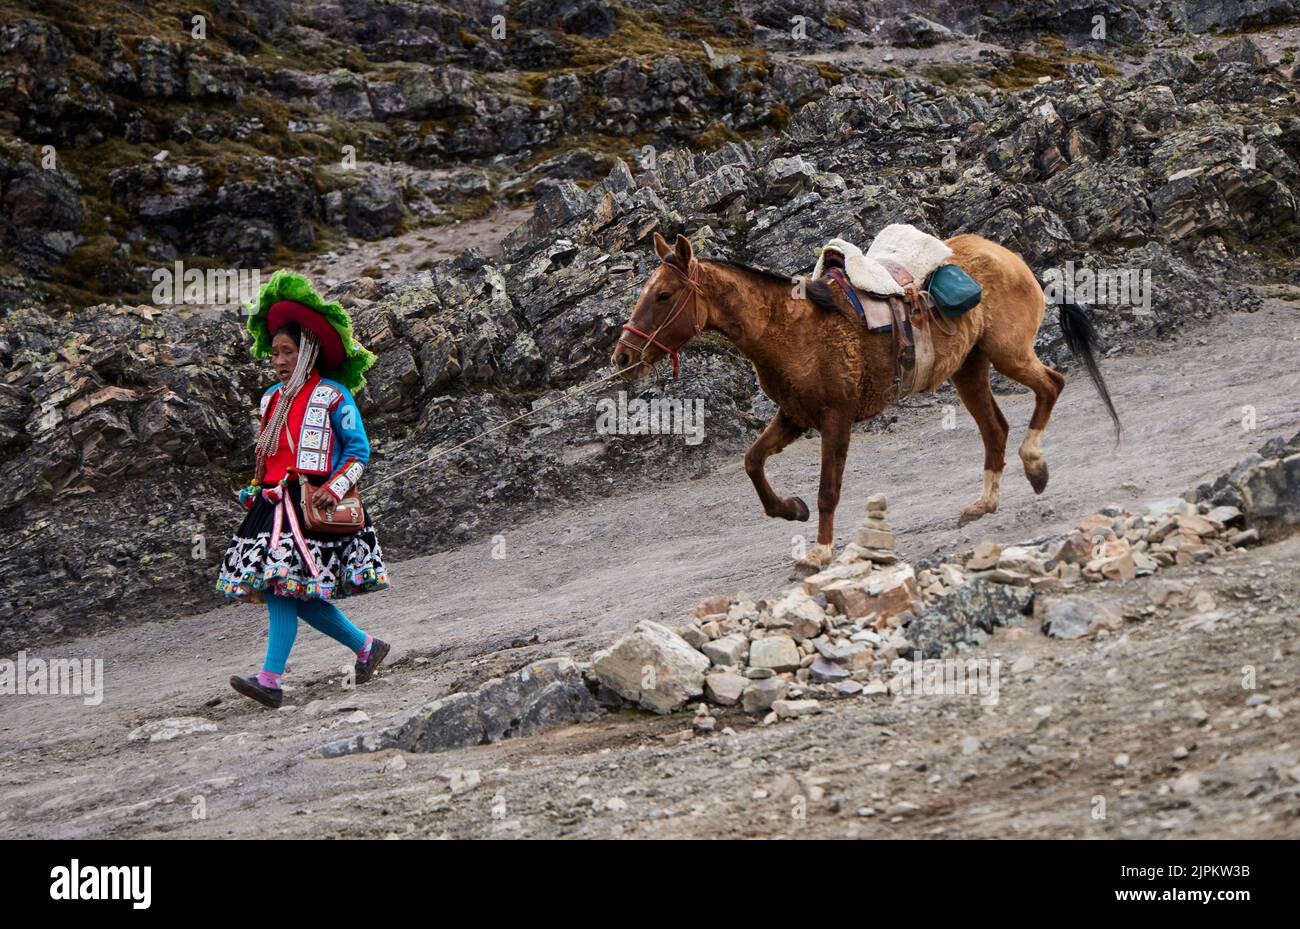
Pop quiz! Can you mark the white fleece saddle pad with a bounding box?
[811,237,901,296]
[811,224,952,297]
[866,223,953,284]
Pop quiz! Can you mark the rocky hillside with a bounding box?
[5,0,1299,308]
[0,0,822,307]
[2,1,1299,649]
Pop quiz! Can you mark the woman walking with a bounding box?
[216,270,392,708]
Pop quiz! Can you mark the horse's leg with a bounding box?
[797,410,852,569]
[744,410,810,522]
[991,354,1065,494]
[951,348,1009,526]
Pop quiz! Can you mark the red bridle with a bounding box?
[617,257,704,379]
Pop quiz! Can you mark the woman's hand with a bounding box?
[311,486,338,512]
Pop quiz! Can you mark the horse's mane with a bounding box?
[804,279,842,315]
[664,253,847,317]
[664,253,797,286]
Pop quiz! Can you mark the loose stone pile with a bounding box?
[325,429,1299,754]
[586,486,1272,722]
[962,496,1253,589]
[586,495,984,723]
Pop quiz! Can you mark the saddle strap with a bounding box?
[826,268,868,323]
[877,258,915,288]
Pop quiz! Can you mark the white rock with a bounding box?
[704,671,748,706]
[591,621,711,714]
[772,698,821,719]
[127,717,217,743]
[437,768,482,793]
[701,633,749,667]
[748,636,801,672]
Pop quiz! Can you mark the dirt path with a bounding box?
[781,22,1300,79]
[2,295,1298,838]
[185,202,534,319]
[299,202,535,286]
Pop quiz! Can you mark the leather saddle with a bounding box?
[823,253,939,398]
[875,258,938,342]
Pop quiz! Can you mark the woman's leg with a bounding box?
[259,593,300,687]
[296,597,369,656]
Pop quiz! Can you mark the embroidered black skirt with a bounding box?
[215,477,390,603]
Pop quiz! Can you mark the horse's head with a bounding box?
[611,232,705,380]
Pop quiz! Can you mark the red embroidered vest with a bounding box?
[258,371,342,483]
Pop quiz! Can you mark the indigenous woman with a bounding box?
[216,271,392,708]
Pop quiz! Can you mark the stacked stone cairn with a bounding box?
[590,495,929,725]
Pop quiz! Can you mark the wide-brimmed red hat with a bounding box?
[247,270,377,392]
[267,300,346,370]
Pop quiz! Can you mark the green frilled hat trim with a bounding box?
[245,269,377,393]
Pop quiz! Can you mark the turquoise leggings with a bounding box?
[263,592,367,674]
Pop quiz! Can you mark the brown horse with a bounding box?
[611,232,1119,569]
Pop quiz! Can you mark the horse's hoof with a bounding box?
[788,496,810,522]
[1026,464,1049,495]
[791,542,833,577]
[957,505,987,527]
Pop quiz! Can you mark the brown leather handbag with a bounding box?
[298,471,365,533]
[287,423,366,533]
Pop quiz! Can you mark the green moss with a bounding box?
[691,120,742,149]
[813,62,844,83]
[989,52,1066,88]
[559,1,766,72]
[46,233,140,309]
[446,193,497,223]
[518,71,553,98]
[988,50,1119,90]
[923,63,981,86]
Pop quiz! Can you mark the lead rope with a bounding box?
[368,263,701,497]
[365,362,640,501]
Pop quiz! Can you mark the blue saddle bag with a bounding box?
[926,263,982,317]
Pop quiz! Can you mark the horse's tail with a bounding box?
[1058,302,1121,442]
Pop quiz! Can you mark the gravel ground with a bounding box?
[1,292,1297,839]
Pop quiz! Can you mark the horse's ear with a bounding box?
[674,233,693,267]
[653,232,671,260]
